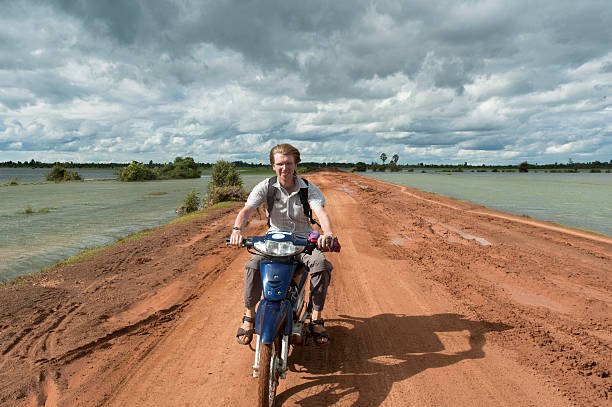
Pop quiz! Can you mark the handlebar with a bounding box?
[225,235,340,252]
[226,237,247,247]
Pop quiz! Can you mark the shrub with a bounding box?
[387,162,401,172]
[46,165,82,182]
[118,161,156,181]
[182,189,201,213]
[157,156,200,179]
[370,162,386,172]
[205,160,247,206]
[590,169,601,173]
[518,161,529,173]
[210,160,242,188]
[353,162,367,172]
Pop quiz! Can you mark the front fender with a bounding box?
[256,299,291,344]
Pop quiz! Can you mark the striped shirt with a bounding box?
[246,176,326,235]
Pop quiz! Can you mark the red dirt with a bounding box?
[1,170,610,406]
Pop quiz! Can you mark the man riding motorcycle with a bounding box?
[229,143,334,345]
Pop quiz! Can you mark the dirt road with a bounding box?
[1,170,610,406]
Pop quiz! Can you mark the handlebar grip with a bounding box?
[226,237,247,246]
[330,238,341,252]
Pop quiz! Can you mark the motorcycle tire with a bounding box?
[257,339,281,407]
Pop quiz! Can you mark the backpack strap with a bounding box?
[299,178,321,227]
[266,176,277,227]
[265,176,320,228]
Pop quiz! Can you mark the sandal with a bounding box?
[236,315,255,345]
[310,319,331,345]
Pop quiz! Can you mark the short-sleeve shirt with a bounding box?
[246,175,326,235]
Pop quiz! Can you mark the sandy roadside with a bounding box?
[1,169,610,406]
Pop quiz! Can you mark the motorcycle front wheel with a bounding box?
[257,338,281,407]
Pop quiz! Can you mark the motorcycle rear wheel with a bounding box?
[257,339,280,407]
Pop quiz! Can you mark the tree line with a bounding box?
[3,157,611,172]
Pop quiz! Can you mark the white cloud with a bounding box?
[0,1,611,164]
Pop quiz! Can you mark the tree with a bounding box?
[156,156,200,179]
[353,162,367,172]
[518,161,529,173]
[210,160,242,188]
[380,153,387,164]
[204,160,247,206]
[182,189,201,213]
[118,161,156,181]
[388,161,401,172]
[391,154,399,164]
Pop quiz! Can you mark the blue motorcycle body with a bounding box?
[256,259,308,344]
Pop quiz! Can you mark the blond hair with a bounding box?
[269,143,301,165]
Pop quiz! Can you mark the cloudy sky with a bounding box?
[1,0,611,165]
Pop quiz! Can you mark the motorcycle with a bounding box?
[230,230,340,407]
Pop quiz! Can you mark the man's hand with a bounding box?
[317,233,334,251]
[230,228,244,246]
[229,205,254,246]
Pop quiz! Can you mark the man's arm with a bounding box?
[230,204,256,245]
[312,205,334,250]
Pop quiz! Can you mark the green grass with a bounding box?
[20,206,56,214]
[147,191,168,196]
[168,201,237,225]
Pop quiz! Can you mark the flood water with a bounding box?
[366,170,612,238]
[2,168,611,282]
[0,167,118,183]
[0,172,261,282]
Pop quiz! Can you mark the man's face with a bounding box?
[273,153,296,180]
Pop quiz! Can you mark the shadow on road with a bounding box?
[277,313,512,406]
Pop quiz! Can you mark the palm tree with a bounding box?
[392,154,399,164]
[380,153,387,164]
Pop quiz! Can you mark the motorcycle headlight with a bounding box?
[254,240,305,256]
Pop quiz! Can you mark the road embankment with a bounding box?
[1,170,610,406]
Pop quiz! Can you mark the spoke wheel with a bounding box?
[257,339,281,407]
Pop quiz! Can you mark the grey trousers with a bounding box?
[243,249,333,311]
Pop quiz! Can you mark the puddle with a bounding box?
[336,186,354,195]
[426,220,491,246]
[498,282,568,313]
[446,236,465,245]
[389,234,413,246]
[549,276,612,303]
[390,238,404,246]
